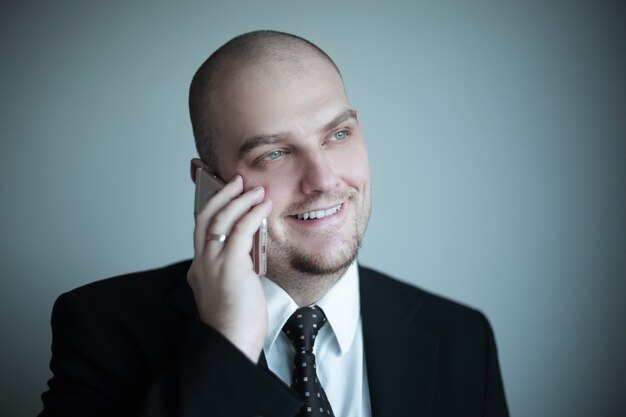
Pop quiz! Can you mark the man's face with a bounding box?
[211,56,371,277]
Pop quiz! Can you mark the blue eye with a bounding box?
[332,130,347,141]
[263,150,283,161]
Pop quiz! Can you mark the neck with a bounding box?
[268,264,350,307]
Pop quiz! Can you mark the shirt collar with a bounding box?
[261,261,360,356]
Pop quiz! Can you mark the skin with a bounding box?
[187,51,371,362]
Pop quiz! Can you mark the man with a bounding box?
[40,30,508,416]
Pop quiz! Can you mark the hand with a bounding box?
[187,175,272,362]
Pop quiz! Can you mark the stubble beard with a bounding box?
[265,194,371,291]
[287,219,362,276]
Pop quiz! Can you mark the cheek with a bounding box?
[237,167,273,191]
[239,170,294,213]
[263,176,294,204]
[332,144,370,185]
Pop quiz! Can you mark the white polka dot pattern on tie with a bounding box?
[282,306,334,417]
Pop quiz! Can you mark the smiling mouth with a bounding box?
[291,204,343,220]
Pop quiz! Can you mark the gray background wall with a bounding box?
[1,0,624,416]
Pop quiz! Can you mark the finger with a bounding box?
[203,186,266,256]
[194,175,243,253]
[206,185,265,235]
[224,199,272,256]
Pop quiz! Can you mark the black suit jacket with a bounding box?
[40,260,508,416]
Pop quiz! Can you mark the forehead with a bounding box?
[210,57,349,155]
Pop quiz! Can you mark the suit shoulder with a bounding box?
[359,264,489,330]
[359,266,508,414]
[55,259,192,314]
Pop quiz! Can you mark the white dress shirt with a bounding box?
[260,262,372,417]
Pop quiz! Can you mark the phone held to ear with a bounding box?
[194,167,267,276]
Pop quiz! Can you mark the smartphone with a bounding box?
[194,167,267,276]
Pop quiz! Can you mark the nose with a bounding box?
[299,151,340,195]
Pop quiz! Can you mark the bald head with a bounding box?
[189,30,343,173]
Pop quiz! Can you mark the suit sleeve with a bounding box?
[39,292,301,417]
[478,313,509,417]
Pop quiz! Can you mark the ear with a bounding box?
[190,158,208,184]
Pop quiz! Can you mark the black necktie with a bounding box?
[282,306,335,417]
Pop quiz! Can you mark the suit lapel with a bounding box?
[162,272,198,356]
[164,270,197,318]
[360,266,439,417]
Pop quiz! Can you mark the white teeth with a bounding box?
[295,204,342,220]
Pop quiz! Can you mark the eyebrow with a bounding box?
[320,108,358,136]
[237,108,358,160]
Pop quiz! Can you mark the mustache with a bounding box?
[282,189,356,215]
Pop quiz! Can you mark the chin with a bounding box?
[290,250,358,275]
[287,236,361,276]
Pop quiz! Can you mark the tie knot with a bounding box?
[282,305,327,353]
